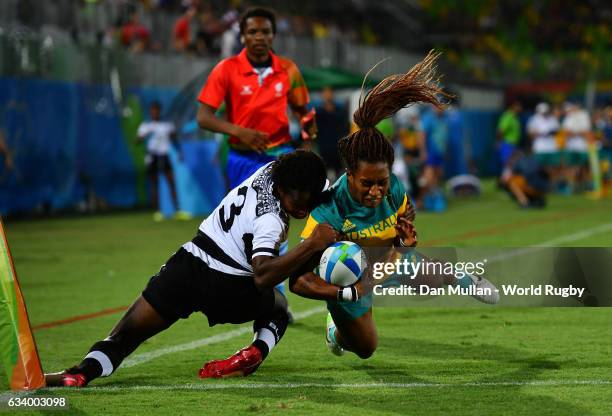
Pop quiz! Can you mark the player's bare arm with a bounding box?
[290,258,371,301]
[252,223,339,289]
[197,104,269,152]
[289,271,341,301]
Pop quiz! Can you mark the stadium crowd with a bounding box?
[497,101,612,208]
[10,0,369,57]
[319,96,612,212]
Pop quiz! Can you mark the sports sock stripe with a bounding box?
[85,351,114,377]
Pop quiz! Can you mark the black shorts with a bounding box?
[142,244,275,326]
[146,154,172,175]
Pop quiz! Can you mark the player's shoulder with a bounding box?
[309,185,343,227]
[309,176,348,224]
[249,163,289,223]
[388,174,406,207]
[275,55,302,75]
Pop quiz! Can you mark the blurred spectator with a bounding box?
[220,20,240,58]
[446,98,467,177]
[315,87,349,182]
[527,102,561,187]
[420,106,449,211]
[496,101,522,169]
[0,131,14,180]
[172,5,198,52]
[290,15,312,36]
[120,7,151,52]
[393,106,426,202]
[136,101,188,221]
[219,7,241,58]
[501,151,549,208]
[196,7,223,55]
[593,106,612,155]
[275,13,292,35]
[561,102,591,191]
[599,106,612,192]
[312,20,329,39]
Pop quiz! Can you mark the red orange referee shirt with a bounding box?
[197,48,310,149]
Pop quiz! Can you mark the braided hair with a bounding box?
[338,50,447,172]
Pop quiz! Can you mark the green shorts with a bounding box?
[327,294,372,322]
[564,151,589,166]
[534,152,561,167]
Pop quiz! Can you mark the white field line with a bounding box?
[57,379,612,392]
[532,222,612,247]
[2,379,610,401]
[121,306,326,369]
[478,222,612,264]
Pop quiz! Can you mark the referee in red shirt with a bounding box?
[197,7,317,319]
[196,7,317,189]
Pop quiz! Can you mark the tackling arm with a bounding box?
[251,224,339,290]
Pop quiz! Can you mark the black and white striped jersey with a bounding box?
[184,162,289,276]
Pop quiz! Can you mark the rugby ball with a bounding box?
[318,241,367,286]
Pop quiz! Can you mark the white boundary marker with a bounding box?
[122,306,326,369]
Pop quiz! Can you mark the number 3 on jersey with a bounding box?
[219,186,248,232]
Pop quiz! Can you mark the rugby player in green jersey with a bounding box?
[292,51,499,359]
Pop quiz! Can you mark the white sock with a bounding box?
[254,327,277,353]
[85,351,113,377]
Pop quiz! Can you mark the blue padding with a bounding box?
[0,78,228,216]
[0,77,136,214]
[158,139,226,217]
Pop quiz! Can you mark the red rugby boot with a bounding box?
[44,371,88,387]
[198,345,263,378]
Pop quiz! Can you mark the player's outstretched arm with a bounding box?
[251,224,339,290]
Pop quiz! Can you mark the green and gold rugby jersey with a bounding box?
[301,173,409,246]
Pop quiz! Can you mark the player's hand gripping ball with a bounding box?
[318,241,367,286]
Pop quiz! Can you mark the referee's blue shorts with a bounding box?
[226,145,294,189]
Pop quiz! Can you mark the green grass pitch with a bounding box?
[1,184,611,415]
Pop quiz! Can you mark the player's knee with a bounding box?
[272,287,288,313]
[350,335,377,359]
[355,342,377,359]
[270,302,289,329]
